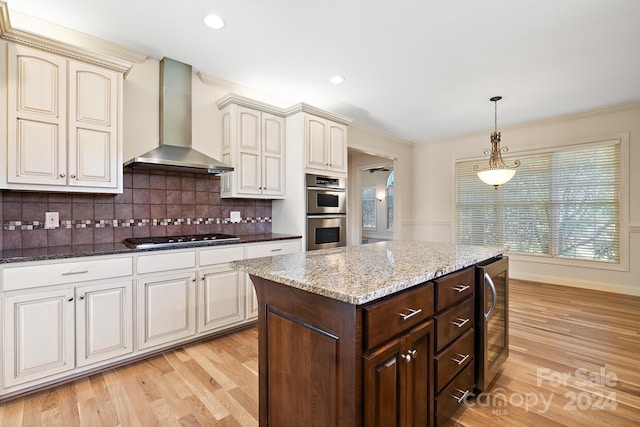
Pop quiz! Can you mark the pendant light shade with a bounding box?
[474,96,520,189]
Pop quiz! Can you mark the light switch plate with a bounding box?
[230,211,242,223]
[45,212,59,229]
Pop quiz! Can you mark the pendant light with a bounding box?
[474,96,520,189]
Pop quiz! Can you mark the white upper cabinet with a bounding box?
[285,103,351,178]
[305,115,348,175]
[217,95,286,198]
[4,44,121,192]
[0,6,147,193]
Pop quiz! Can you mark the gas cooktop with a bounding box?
[123,233,240,249]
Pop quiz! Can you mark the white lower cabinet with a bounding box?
[76,281,133,367]
[137,272,197,350]
[3,280,133,388]
[0,239,301,397]
[198,266,244,332]
[243,239,303,320]
[3,287,75,388]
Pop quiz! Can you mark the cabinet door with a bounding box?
[137,272,197,349]
[327,122,347,174]
[3,287,75,388]
[76,281,133,367]
[198,267,244,332]
[305,116,328,170]
[261,112,285,196]
[363,338,403,427]
[245,273,258,319]
[237,106,262,194]
[7,44,67,185]
[405,320,435,427]
[68,61,119,189]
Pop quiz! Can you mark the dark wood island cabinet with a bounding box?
[232,241,505,427]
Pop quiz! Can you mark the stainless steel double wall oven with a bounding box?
[306,174,347,251]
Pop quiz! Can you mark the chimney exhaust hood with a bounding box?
[124,57,233,175]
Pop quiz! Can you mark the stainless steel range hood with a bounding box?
[124,57,233,174]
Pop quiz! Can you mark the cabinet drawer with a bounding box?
[435,362,474,427]
[199,245,244,266]
[2,256,133,291]
[245,240,301,259]
[435,328,474,393]
[364,282,434,350]
[435,297,474,351]
[435,267,474,312]
[137,250,196,274]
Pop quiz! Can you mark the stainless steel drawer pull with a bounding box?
[270,248,283,252]
[451,353,470,365]
[398,308,422,320]
[62,270,89,276]
[451,388,470,404]
[451,317,470,328]
[453,284,470,293]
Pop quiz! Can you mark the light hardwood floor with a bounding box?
[1,280,638,426]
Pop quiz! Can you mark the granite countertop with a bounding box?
[0,233,302,264]
[232,241,505,305]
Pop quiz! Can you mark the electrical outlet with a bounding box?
[230,211,241,223]
[45,212,59,229]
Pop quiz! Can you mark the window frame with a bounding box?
[453,134,630,272]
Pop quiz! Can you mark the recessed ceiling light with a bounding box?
[204,14,225,30]
[330,75,345,84]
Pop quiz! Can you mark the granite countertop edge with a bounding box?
[233,241,506,305]
[0,233,302,264]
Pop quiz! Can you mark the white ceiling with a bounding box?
[7,0,640,143]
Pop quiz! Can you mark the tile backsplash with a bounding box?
[1,170,272,250]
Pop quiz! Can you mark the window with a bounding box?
[386,171,394,231]
[362,186,376,230]
[456,140,621,263]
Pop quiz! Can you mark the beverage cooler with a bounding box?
[475,256,509,391]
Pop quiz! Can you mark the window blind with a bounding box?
[456,140,620,263]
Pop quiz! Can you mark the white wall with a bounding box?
[412,103,640,295]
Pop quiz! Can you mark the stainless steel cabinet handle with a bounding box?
[451,388,470,404]
[270,248,283,252]
[453,284,470,293]
[62,270,89,276]
[78,295,85,300]
[451,353,470,365]
[60,173,66,178]
[67,297,74,302]
[398,308,422,320]
[71,174,76,179]
[408,349,417,359]
[484,273,497,320]
[451,317,470,328]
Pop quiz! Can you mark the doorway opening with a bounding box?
[348,149,397,245]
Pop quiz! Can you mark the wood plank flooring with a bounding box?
[1,279,638,426]
[451,280,640,427]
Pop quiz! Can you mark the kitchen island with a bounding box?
[232,241,505,427]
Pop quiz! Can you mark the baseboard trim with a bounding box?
[511,272,639,296]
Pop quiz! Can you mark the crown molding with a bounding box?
[285,102,353,125]
[0,2,147,75]
[215,93,287,116]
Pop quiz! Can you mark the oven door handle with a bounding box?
[484,272,497,320]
